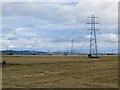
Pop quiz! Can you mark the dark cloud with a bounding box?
[7,37,18,40]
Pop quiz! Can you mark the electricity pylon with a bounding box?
[71,38,74,55]
[86,15,100,57]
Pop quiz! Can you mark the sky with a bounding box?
[1,1,118,53]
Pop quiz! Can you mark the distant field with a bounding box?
[2,55,118,88]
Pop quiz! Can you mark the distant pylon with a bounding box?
[71,38,74,55]
[86,15,100,57]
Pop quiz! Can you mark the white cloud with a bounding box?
[98,34,118,43]
[16,27,23,31]
[2,0,119,2]
[3,2,117,25]
[9,44,15,48]
[26,45,32,48]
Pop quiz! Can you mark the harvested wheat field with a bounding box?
[2,55,118,88]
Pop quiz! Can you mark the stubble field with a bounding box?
[2,55,118,88]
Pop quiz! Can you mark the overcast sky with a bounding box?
[1,1,118,53]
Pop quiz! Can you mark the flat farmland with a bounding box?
[2,55,118,88]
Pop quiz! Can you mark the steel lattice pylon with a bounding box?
[71,38,74,55]
[86,15,100,57]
